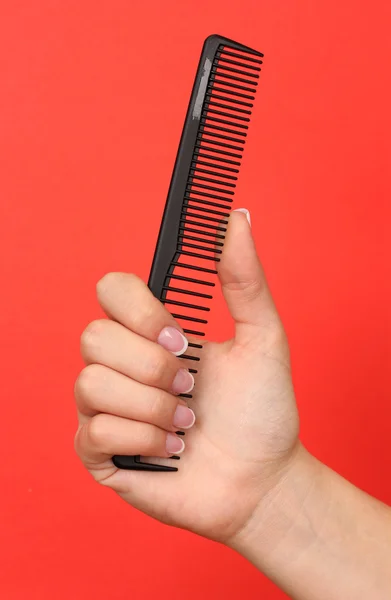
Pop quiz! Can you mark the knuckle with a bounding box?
[223,278,262,298]
[144,350,169,386]
[86,414,110,450]
[239,279,263,301]
[73,425,83,456]
[96,272,140,301]
[138,425,162,453]
[149,391,175,425]
[74,364,103,400]
[96,272,120,299]
[131,303,156,332]
[80,319,107,357]
[223,279,265,314]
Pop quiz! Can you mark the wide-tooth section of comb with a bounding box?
[112,35,262,472]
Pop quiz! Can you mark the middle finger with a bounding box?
[80,319,194,394]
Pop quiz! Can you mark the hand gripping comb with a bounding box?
[113,34,263,471]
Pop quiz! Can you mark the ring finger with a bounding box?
[74,364,196,432]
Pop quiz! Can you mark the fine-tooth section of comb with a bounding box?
[112,34,262,472]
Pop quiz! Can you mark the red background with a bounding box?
[1,1,390,599]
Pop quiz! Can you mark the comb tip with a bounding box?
[113,455,178,472]
[204,34,264,58]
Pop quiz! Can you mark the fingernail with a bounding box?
[172,369,195,394]
[234,208,251,226]
[158,326,188,356]
[166,433,185,455]
[173,405,196,429]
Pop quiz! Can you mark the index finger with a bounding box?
[96,272,188,355]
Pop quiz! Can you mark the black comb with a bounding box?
[113,34,263,472]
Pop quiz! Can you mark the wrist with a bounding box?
[228,443,391,600]
[228,442,325,572]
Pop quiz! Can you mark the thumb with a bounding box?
[218,209,280,343]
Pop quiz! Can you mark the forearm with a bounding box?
[230,444,391,600]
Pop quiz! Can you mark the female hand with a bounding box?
[74,210,300,544]
[74,210,391,600]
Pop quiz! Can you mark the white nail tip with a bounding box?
[234,208,251,226]
[182,373,195,394]
[172,334,188,357]
[174,439,185,454]
[181,410,196,429]
[168,437,186,455]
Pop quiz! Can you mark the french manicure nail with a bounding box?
[166,433,185,455]
[172,369,195,394]
[158,326,188,356]
[234,208,251,226]
[173,405,196,429]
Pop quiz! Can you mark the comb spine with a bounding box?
[148,36,224,300]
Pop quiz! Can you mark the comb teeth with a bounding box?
[114,36,261,472]
[192,159,239,173]
[209,85,254,100]
[179,234,224,247]
[162,286,213,299]
[161,42,261,457]
[190,174,236,187]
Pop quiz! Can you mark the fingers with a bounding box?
[80,319,194,394]
[74,413,186,467]
[96,272,188,353]
[75,272,200,476]
[74,364,196,432]
[218,209,281,343]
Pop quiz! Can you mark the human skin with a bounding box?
[74,210,391,599]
